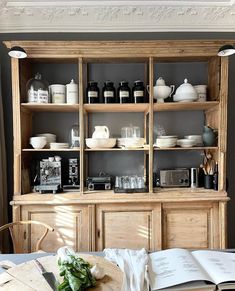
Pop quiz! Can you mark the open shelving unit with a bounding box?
[4,40,231,252]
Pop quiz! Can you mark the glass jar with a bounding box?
[86,81,99,104]
[69,124,80,148]
[132,80,145,103]
[117,81,131,103]
[26,72,49,103]
[102,81,116,103]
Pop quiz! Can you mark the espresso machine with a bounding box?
[34,159,62,193]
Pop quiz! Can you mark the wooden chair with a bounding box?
[0,220,54,253]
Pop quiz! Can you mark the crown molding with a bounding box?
[1,0,235,32]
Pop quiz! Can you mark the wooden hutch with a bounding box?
[4,40,230,252]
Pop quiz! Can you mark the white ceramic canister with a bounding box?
[66,79,78,104]
[194,85,207,102]
[49,84,66,103]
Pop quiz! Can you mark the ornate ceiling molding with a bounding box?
[1,0,235,32]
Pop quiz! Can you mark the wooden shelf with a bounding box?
[21,103,79,112]
[84,103,149,113]
[153,101,219,112]
[85,147,149,152]
[22,148,80,152]
[154,146,218,151]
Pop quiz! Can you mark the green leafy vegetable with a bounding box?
[57,255,96,291]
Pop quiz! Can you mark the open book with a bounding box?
[148,248,235,291]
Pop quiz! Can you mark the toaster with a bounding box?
[160,168,190,187]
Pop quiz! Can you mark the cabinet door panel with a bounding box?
[21,205,93,252]
[96,204,161,251]
[162,203,219,249]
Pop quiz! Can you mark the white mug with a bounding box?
[49,84,66,103]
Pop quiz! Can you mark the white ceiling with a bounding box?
[1,0,235,32]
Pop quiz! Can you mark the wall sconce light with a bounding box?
[8,46,27,59]
[218,44,235,57]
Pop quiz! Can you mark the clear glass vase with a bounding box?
[70,124,80,148]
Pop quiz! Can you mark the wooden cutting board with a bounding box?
[0,254,123,291]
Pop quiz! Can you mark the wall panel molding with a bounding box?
[1,1,235,32]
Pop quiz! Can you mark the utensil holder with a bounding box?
[204,174,213,189]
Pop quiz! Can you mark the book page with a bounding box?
[148,248,212,290]
[192,250,235,286]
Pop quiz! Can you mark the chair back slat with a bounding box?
[0,220,54,253]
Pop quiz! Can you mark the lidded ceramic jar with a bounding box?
[66,79,78,104]
[26,72,49,103]
[173,78,198,102]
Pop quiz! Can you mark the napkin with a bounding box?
[104,248,149,291]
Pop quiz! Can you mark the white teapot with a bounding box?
[92,126,110,139]
[153,77,175,103]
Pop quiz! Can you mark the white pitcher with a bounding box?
[92,126,110,138]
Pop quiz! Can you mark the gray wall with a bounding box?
[1,32,235,247]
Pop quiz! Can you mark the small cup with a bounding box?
[54,156,61,162]
[48,157,55,162]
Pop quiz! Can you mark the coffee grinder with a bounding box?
[63,158,80,191]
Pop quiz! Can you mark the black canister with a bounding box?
[86,81,99,104]
[132,80,145,103]
[117,81,131,103]
[102,81,116,103]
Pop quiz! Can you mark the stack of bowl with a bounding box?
[155,136,178,148]
[184,135,203,146]
[37,133,56,148]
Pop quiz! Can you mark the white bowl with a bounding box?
[177,139,195,148]
[29,136,47,149]
[184,135,203,146]
[86,138,116,149]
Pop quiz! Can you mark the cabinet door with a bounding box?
[96,203,161,251]
[21,204,94,252]
[162,202,219,249]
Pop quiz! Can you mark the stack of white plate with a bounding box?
[155,136,178,148]
[117,138,145,148]
[50,142,69,149]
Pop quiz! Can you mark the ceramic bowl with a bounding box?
[86,138,116,149]
[29,136,47,149]
[184,135,203,146]
[177,139,195,148]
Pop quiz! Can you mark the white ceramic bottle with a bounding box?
[66,79,78,104]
